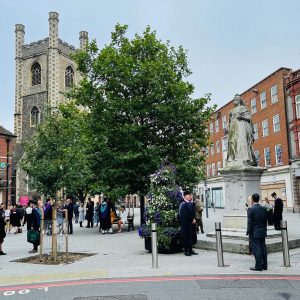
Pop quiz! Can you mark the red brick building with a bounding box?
[285,69,300,211]
[198,68,296,209]
[0,126,16,208]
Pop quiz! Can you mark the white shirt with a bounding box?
[26,207,33,214]
[4,209,10,217]
[120,210,128,223]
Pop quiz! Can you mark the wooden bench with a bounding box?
[112,214,134,232]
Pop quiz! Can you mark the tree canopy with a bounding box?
[69,24,213,196]
[22,25,213,204]
[21,104,94,201]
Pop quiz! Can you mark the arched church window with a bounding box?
[31,63,41,85]
[31,107,40,127]
[65,66,74,87]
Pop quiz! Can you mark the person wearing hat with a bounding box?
[178,190,198,256]
[271,192,283,230]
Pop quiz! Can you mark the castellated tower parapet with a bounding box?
[79,31,89,50]
[14,24,25,142]
[48,11,60,109]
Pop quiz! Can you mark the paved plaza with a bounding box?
[1,208,300,287]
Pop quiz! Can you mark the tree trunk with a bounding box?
[140,193,145,225]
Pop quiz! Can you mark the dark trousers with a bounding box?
[196,218,204,233]
[75,214,79,223]
[68,218,73,234]
[251,237,267,270]
[87,218,93,228]
[181,223,193,252]
[273,216,282,230]
[26,220,32,232]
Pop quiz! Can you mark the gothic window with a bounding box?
[31,107,40,127]
[31,63,41,85]
[65,66,74,87]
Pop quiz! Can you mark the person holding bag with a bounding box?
[27,201,41,254]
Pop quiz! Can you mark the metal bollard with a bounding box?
[215,222,224,267]
[281,220,290,267]
[151,223,158,268]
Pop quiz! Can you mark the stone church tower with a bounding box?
[14,12,88,200]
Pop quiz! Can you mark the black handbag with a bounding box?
[27,230,40,244]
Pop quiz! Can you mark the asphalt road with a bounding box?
[1,275,300,300]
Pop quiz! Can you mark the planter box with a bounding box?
[144,236,183,254]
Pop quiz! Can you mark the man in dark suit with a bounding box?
[86,198,94,228]
[179,190,198,256]
[271,192,283,230]
[246,193,268,271]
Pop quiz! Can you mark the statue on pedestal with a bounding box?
[226,94,257,168]
[219,94,264,228]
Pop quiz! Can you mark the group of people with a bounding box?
[264,192,284,230]
[178,191,205,257]
[79,197,128,234]
[0,197,76,255]
[0,203,26,234]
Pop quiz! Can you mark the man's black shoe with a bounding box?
[250,267,262,271]
[190,250,198,255]
[0,251,7,255]
[185,252,191,256]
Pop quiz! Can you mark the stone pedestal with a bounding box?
[219,165,266,229]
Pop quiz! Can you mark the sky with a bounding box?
[1,0,300,133]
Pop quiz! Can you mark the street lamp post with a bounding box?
[201,147,209,219]
[5,138,10,209]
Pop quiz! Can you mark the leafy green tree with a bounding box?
[21,104,94,202]
[70,25,213,217]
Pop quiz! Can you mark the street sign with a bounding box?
[0,162,6,169]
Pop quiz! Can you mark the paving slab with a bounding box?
[0,208,299,286]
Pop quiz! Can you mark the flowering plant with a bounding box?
[139,163,183,251]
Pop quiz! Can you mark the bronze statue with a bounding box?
[226,94,257,167]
